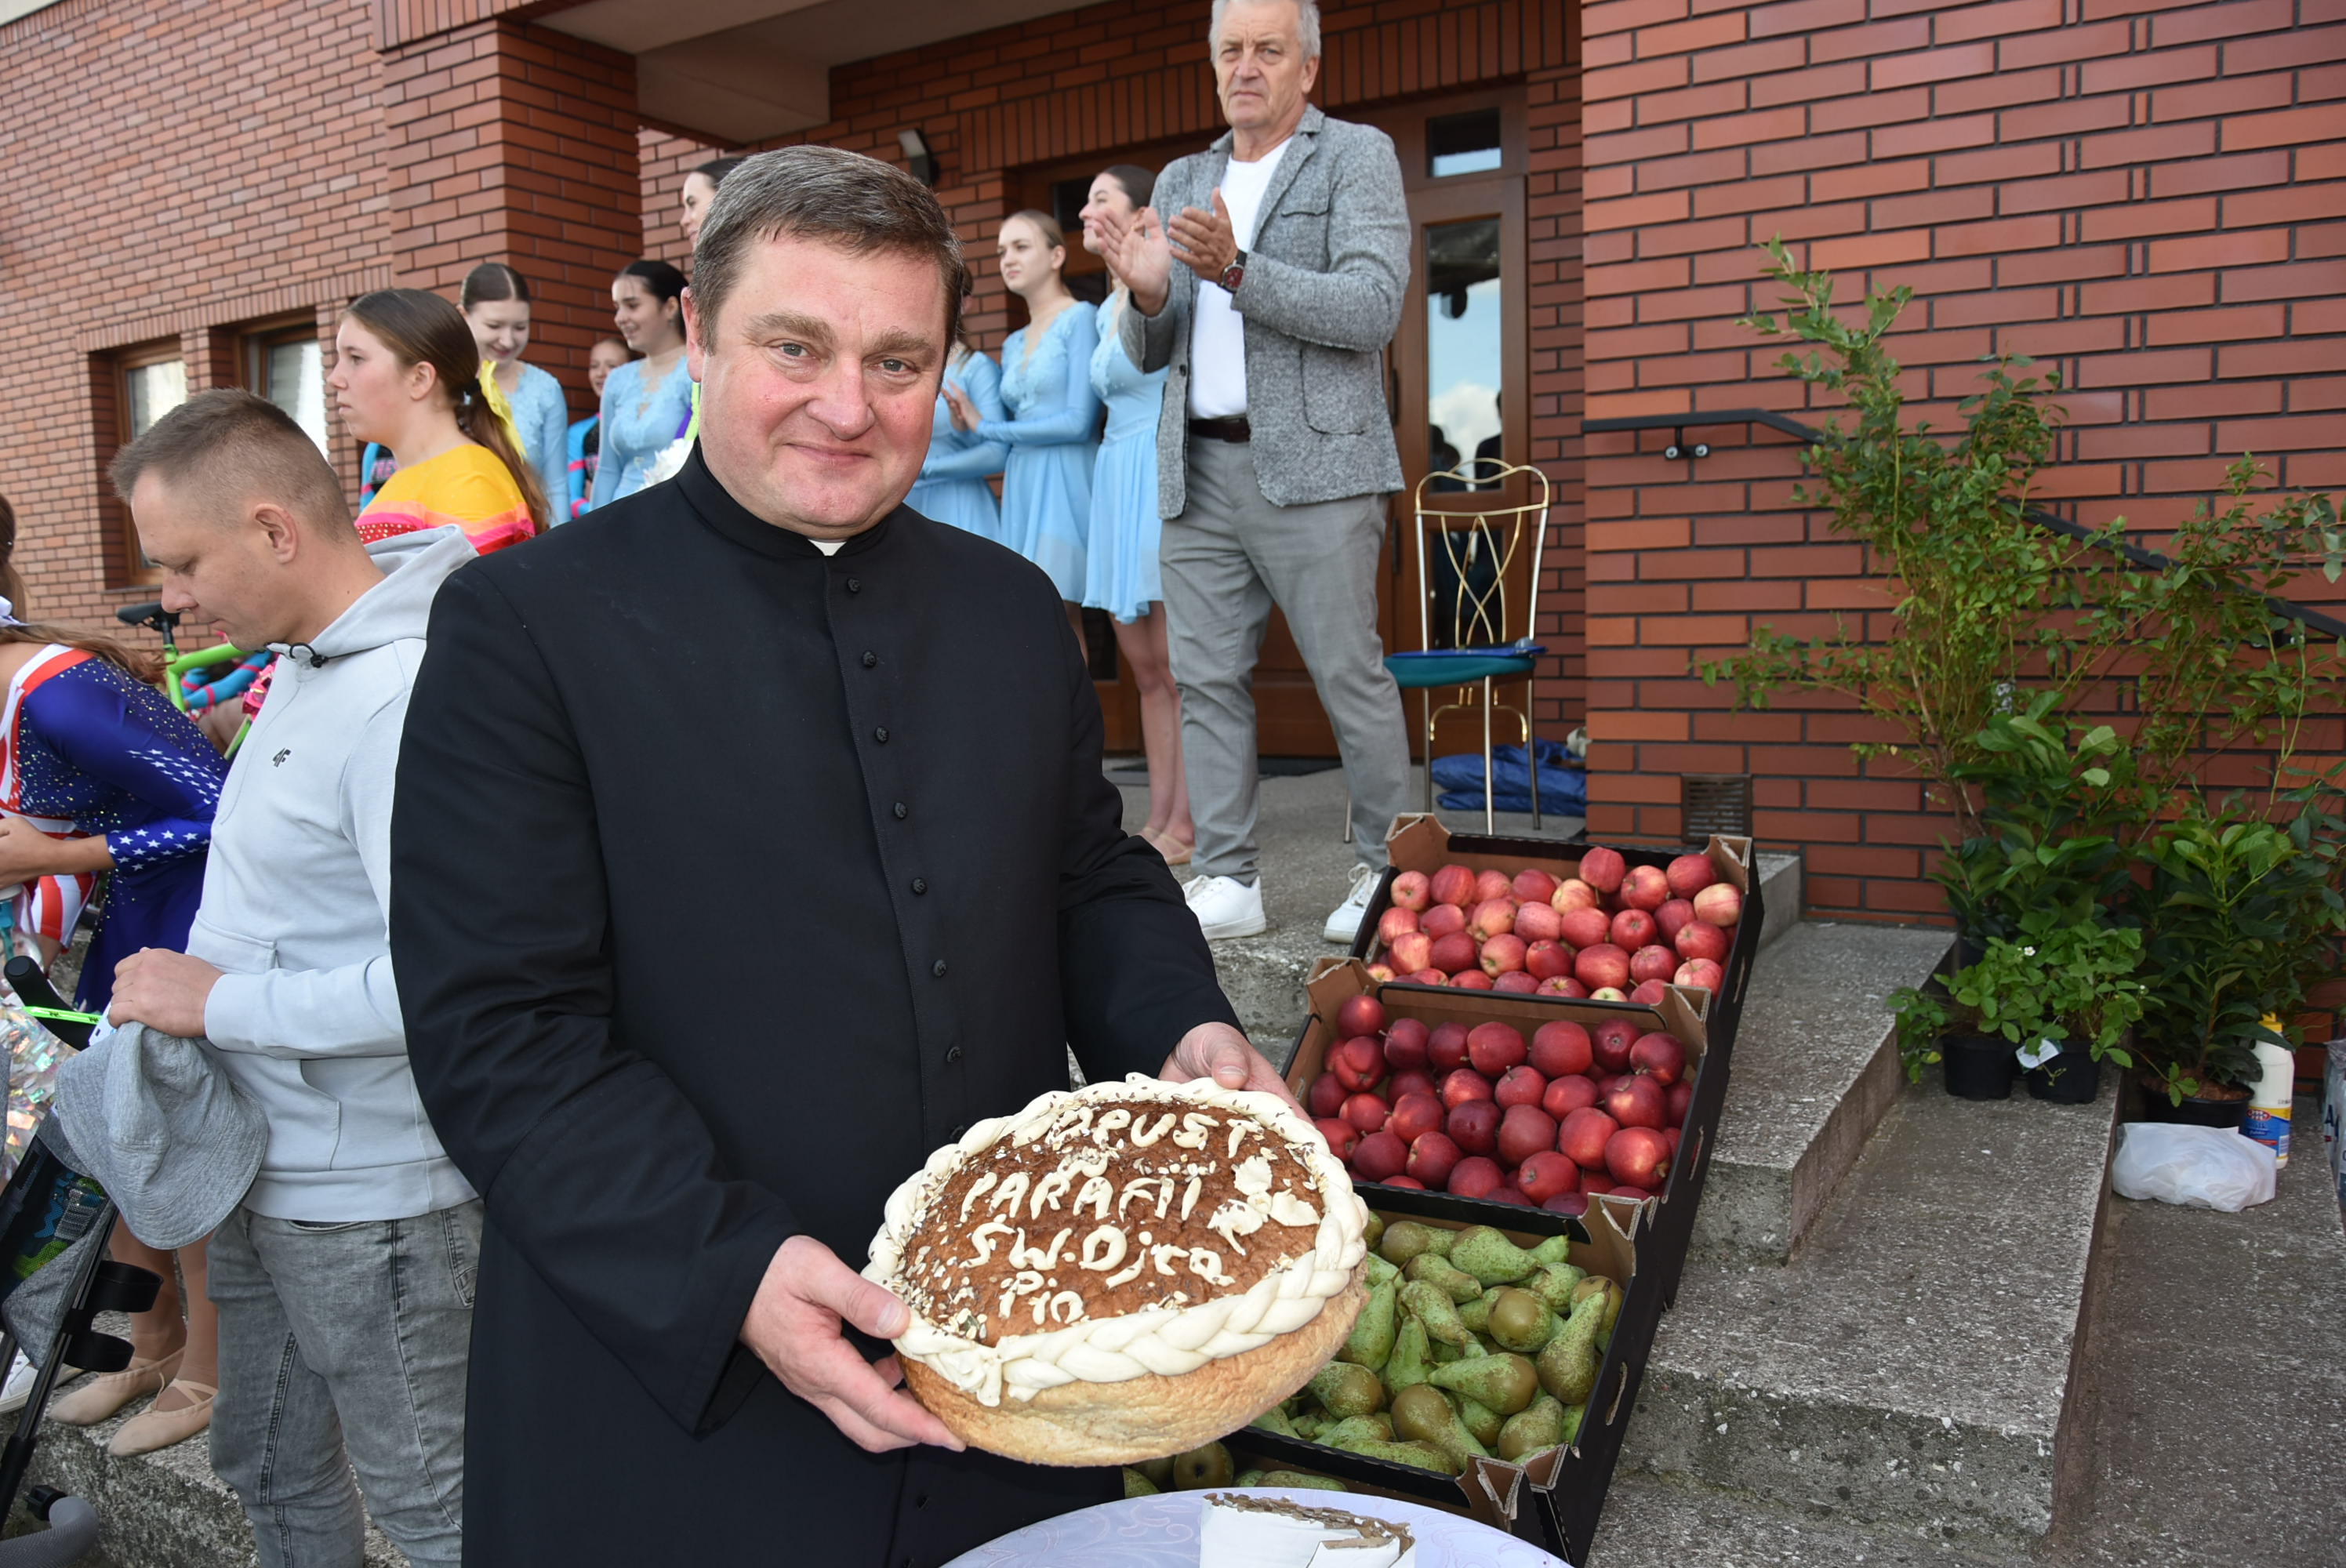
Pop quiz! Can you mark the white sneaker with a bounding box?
[1186,874,1267,940]
[0,1352,36,1416]
[1323,864,1382,943]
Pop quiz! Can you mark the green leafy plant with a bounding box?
[1890,916,2144,1083]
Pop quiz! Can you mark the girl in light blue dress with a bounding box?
[592,260,694,509]
[461,262,572,512]
[907,344,1007,540]
[949,211,1099,602]
[1079,166,1192,863]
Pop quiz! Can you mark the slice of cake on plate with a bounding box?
[1198,1492,1417,1568]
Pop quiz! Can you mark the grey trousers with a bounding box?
[209,1200,480,1568]
[1160,437,1411,882]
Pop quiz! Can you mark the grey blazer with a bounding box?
[1124,105,1411,518]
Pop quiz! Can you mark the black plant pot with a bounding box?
[2024,1040,2100,1104]
[2136,1087,2250,1130]
[1952,932,1988,972]
[1942,1033,2016,1100]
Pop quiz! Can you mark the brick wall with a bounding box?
[0,0,391,627]
[1577,0,2345,919]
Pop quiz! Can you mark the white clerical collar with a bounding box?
[809,539,844,555]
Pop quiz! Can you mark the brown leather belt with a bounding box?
[1188,416,1252,443]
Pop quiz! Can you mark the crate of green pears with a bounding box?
[1225,1196,1643,1549]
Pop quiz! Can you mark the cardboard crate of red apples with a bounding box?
[1226,1192,1652,1566]
[1352,818,1759,1017]
[1287,961,1716,1238]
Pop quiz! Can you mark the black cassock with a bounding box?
[388,450,1240,1566]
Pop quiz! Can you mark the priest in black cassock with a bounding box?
[387,145,1292,1566]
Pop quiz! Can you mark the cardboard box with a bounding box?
[1353,818,1762,1043]
[1228,1192,1651,1563]
[1287,960,1729,1309]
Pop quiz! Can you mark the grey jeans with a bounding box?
[1160,436,1411,881]
[208,1201,481,1568]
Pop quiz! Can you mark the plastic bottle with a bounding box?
[2242,1015,2293,1170]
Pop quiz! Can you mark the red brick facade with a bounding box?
[1576,0,2345,918]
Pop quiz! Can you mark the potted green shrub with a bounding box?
[1892,916,2144,1102]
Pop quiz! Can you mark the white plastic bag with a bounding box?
[2112,1123,2277,1211]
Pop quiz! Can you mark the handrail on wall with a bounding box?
[1579,410,2346,644]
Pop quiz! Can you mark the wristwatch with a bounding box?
[1218,250,1247,294]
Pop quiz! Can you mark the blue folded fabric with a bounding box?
[1433,739,1587,815]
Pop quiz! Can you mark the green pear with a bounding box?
[1124,1466,1160,1497]
[1259,1470,1347,1492]
[1489,1287,1562,1354]
[1560,1403,1585,1446]
[1328,1435,1459,1474]
[1458,1288,1502,1336]
[1250,1403,1300,1439]
[1362,1210,1386,1256]
[1400,1280,1474,1347]
[1308,1360,1387,1420]
[1362,1251,1401,1290]
[1235,1469,1266,1487]
[1569,1275,1624,1337]
[1135,1456,1175,1487]
[1457,1392,1505,1448]
[1431,1335,1468,1363]
[1171,1442,1233,1489]
[1429,1349,1539,1415]
[1292,1410,1327,1440]
[1383,1316,1433,1393]
[1320,1414,1396,1448]
[1528,1261,1587,1313]
[1338,1278,1399,1372]
[1405,1253,1484,1304]
[1536,1290,1607,1406]
[1449,1225,1542,1286]
[1378,1221,1451,1267]
[1531,1234,1574,1267]
[1389,1382,1491,1468]
[1497,1393,1568,1461]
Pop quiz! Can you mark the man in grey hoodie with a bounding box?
[107,389,480,1568]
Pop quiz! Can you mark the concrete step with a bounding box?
[1694,921,1953,1264]
[1622,1072,2121,1543]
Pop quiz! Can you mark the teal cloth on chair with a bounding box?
[1385,644,1545,690]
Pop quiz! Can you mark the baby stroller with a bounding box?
[0,956,158,1564]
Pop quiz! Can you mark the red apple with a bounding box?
[1469,898,1517,941]
[1693,881,1743,927]
[1673,957,1725,993]
[1331,1034,1385,1092]
[1666,853,1720,899]
[1497,1103,1558,1167]
[1384,1018,1431,1073]
[1376,906,1421,946]
[1655,898,1696,944]
[1589,986,1628,1002]
[1630,979,1669,1006]
[1558,1106,1620,1169]
[1629,944,1680,985]
[1517,1149,1579,1203]
[1407,969,1451,986]
[1674,920,1729,964]
[1551,877,1600,913]
[1524,939,1574,982]
[1391,869,1433,912]
[1447,1156,1505,1200]
[1385,1174,1427,1189]
[1559,906,1614,951]
[1388,1069,1438,1104]
[1367,964,1397,983]
[1466,1022,1528,1076]
[1407,1131,1462,1189]
[1601,1073,1667,1131]
[1451,970,1494,990]
[1574,943,1631,992]
[1428,1022,1472,1074]
[1543,1073,1600,1120]
[1430,863,1478,909]
[1447,1099,1501,1156]
[1307,1073,1348,1119]
[1314,1118,1360,1160]
[1591,1016,1640,1074]
[1353,1130,1410,1183]
[1578,1171,1615,1196]
[1629,1032,1688,1086]
[1513,901,1563,944]
[1422,902,1468,939]
[1389,931,1434,975]
[1605,1126,1672,1189]
[1578,846,1627,894]
[1620,864,1669,913]
[1530,1021,1592,1076]
[1494,1063,1548,1109]
[1662,1125,1681,1156]
[1608,1185,1652,1203]
[1488,1185,1533,1207]
[1539,976,1590,997]
[1440,1067,1494,1109]
[1611,908,1658,950]
[1480,933,1528,976]
[1494,971,1540,994]
[1665,1079,1694,1127]
[1542,1192,1590,1217]
[1473,869,1514,906]
[1429,932,1480,975]
[1337,994,1389,1040]
[1388,1091,1444,1144]
[1342,1092,1392,1134]
[1512,868,1560,905]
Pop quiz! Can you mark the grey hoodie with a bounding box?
[192,525,479,1221]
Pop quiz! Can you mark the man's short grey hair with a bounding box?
[691,146,970,348]
[1210,0,1322,58]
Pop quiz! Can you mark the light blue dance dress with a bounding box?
[590,357,695,509]
[504,361,572,517]
[906,350,1007,541]
[1081,292,1170,624]
[978,301,1100,601]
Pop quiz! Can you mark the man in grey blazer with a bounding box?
[1099,0,1411,946]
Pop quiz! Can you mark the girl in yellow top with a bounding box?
[329,289,549,555]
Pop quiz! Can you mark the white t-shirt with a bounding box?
[1186,139,1291,420]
